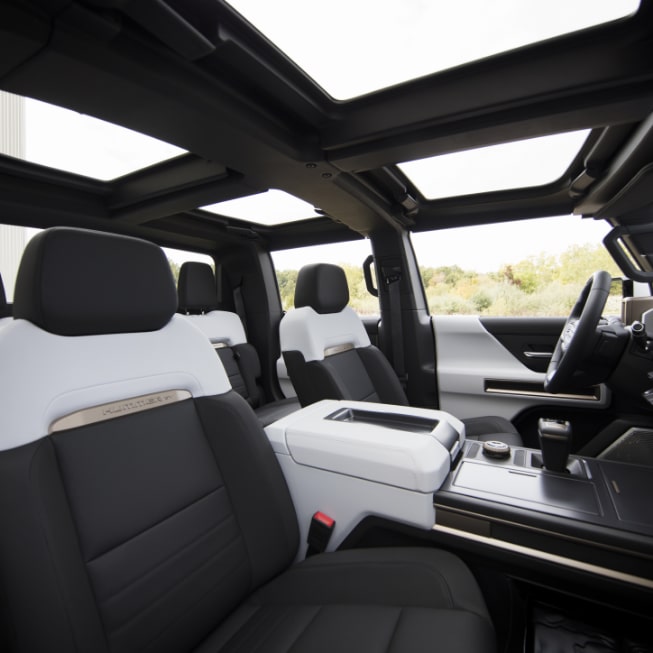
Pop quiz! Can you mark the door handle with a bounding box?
[523,351,553,359]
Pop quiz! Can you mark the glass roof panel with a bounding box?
[202,190,321,225]
[227,0,639,99]
[0,92,186,180]
[398,130,591,200]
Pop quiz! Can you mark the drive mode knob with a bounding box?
[482,440,511,459]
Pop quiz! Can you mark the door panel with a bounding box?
[480,317,564,373]
[432,315,610,427]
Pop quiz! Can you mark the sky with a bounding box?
[228,0,639,99]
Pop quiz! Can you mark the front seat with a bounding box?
[0,228,496,653]
[280,262,523,446]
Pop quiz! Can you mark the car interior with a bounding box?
[1,1,653,652]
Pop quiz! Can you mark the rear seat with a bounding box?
[177,261,299,426]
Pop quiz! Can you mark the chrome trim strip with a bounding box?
[324,343,354,357]
[213,342,228,350]
[523,351,553,359]
[485,385,601,401]
[432,523,653,590]
[49,390,192,433]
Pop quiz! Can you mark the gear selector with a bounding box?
[538,418,572,473]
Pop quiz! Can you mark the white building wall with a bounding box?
[0,91,27,301]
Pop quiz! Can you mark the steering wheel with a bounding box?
[544,270,612,394]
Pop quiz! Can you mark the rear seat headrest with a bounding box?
[0,271,10,318]
[294,263,349,314]
[13,227,178,336]
[178,261,218,313]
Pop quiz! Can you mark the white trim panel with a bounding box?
[433,315,609,421]
[266,399,464,558]
[279,305,370,362]
[181,310,247,345]
[0,315,231,450]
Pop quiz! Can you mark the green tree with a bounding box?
[168,259,180,284]
[276,269,298,311]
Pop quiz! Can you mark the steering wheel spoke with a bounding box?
[544,271,612,394]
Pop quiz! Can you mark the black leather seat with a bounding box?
[178,261,300,426]
[0,228,496,653]
[279,263,523,446]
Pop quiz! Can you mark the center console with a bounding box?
[265,398,463,558]
[266,399,653,597]
[434,438,653,590]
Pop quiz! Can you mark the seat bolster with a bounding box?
[0,439,109,652]
[283,351,351,406]
[463,416,522,445]
[195,394,300,584]
[356,345,409,405]
[254,397,300,426]
[466,431,524,446]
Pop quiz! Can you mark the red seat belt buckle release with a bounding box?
[307,511,335,556]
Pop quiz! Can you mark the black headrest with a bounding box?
[177,262,218,313]
[0,272,10,318]
[294,263,349,314]
[13,227,177,336]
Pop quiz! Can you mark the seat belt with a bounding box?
[382,265,406,386]
[233,284,248,338]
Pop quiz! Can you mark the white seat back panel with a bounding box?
[0,315,231,451]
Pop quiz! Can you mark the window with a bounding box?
[398,130,590,199]
[411,216,622,317]
[0,91,185,180]
[227,0,639,99]
[0,225,39,302]
[202,190,320,225]
[272,240,375,313]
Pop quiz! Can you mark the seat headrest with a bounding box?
[178,261,218,313]
[13,227,177,336]
[294,263,349,314]
[0,272,10,318]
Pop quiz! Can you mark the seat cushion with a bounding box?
[463,416,523,446]
[255,397,301,426]
[195,548,496,653]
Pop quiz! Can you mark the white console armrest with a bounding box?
[265,399,464,557]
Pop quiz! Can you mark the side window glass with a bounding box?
[411,216,622,317]
[0,226,40,302]
[272,240,376,313]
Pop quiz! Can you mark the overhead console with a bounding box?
[265,399,463,558]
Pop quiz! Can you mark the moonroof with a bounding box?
[202,190,321,225]
[227,0,639,100]
[2,92,186,180]
[398,130,591,200]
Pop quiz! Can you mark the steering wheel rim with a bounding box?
[544,270,612,394]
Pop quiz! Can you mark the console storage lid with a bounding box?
[266,399,463,492]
